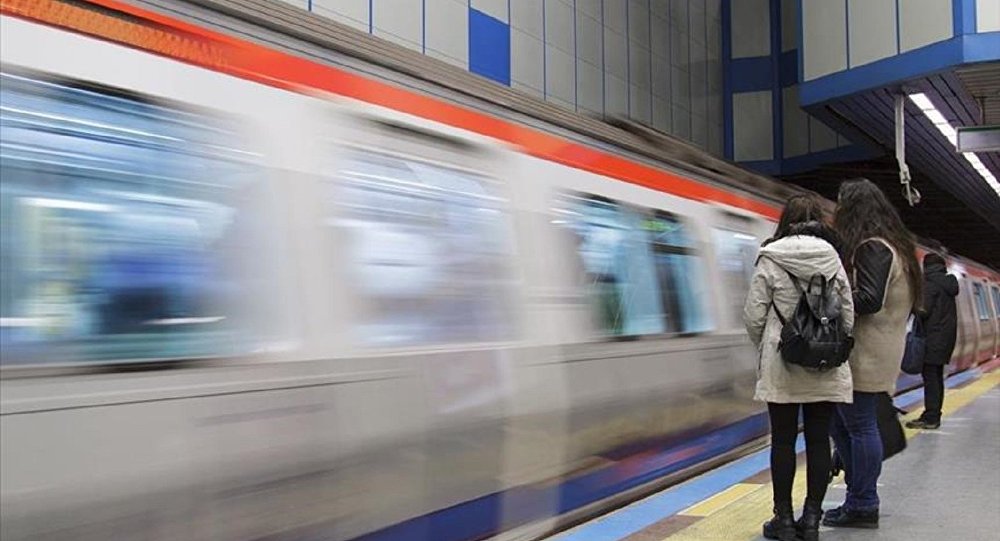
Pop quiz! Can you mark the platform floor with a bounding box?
[548,367,1000,541]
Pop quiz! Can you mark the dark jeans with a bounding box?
[767,402,834,507]
[830,392,882,511]
[921,363,945,423]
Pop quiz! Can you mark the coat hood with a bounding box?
[925,262,959,297]
[758,234,842,281]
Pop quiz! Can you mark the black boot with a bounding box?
[796,500,824,541]
[821,505,879,529]
[762,502,796,541]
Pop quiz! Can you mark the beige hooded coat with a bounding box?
[743,235,855,404]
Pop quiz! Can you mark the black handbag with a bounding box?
[900,313,926,375]
[829,393,907,483]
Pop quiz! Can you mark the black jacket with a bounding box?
[920,260,959,365]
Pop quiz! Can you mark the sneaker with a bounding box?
[905,419,940,429]
[822,506,879,529]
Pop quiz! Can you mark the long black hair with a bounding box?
[762,194,840,250]
[833,178,922,309]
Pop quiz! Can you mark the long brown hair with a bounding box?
[833,178,922,309]
[762,194,839,250]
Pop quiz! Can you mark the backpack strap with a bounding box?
[770,300,788,326]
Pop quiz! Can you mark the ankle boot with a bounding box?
[797,500,824,541]
[762,501,796,541]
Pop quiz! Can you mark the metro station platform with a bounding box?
[546,365,1000,541]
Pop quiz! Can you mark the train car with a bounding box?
[1,2,997,541]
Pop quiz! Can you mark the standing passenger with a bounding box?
[826,179,922,529]
[744,195,854,541]
[906,252,959,429]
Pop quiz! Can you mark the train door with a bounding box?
[990,283,1000,358]
[954,274,978,369]
[971,280,994,364]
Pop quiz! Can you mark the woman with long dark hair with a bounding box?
[744,194,854,541]
[825,179,922,529]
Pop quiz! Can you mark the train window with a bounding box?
[554,195,664,336]
[973,284,991,321]
[0,73,281,365]
[992,287,1000,320]
[712,228,759,326]
[554,194,712,337]
[645,213,713,333]
[331,150,516,346]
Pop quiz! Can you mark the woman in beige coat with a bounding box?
[744,195,854,541]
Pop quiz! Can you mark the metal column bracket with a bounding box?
[896,94,921,206]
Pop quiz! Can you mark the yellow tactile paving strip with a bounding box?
[662,369,1000,540]
[679,483,765,517]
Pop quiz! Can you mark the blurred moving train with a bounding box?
[1,1,998,540]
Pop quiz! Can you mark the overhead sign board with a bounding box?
[956,125,1000,152]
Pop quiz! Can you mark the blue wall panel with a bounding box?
[469,8,511,85]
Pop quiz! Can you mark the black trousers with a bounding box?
[767,402,835,507]
[921,363,945,423]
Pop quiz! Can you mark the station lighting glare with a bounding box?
[908,93,1000,197]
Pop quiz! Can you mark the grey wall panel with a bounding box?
[733,90,773,161]
[809,116,839,153]
[605,74,629,116]
[899,0,952,52]
[578,0,602,19]
[671,24,690,69]
[689,0,706,46]
[731,0,770,59]
[651,11,670,62]
[546,45,576,105]
[780,0,797,52]
[802,0,847,80]
[670,0,688,31]
[848,0,897,67]
[979,0,1000,33]
[577,59,604,114]
[631,83,652,122]
[512,29,545,95]
[672,103,691,140]
[782,86,809,158]
[576,10,603,66]
[426,0,469,67]
[692,113,708,149]
[630,44,652,92]
[511,0,544,39]
[671,65,689,111]
[652,55,671,98]
[629,0,651,49]
[652,0,669,19]
[546,0,575,54]
[604,23,629,80]
[604,0,628,34]
[372,0,423,51]
[653,95,672,132]
[312,0,369,32]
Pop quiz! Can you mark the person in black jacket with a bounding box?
[906,253,959,430]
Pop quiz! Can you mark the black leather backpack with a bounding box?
[770,268,853,372]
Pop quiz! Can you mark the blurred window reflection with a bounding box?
[713,228,759,327]
[554,195,713,338]
[646,213,713,334]
[0,73,275,364]
[331,150,516,346]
